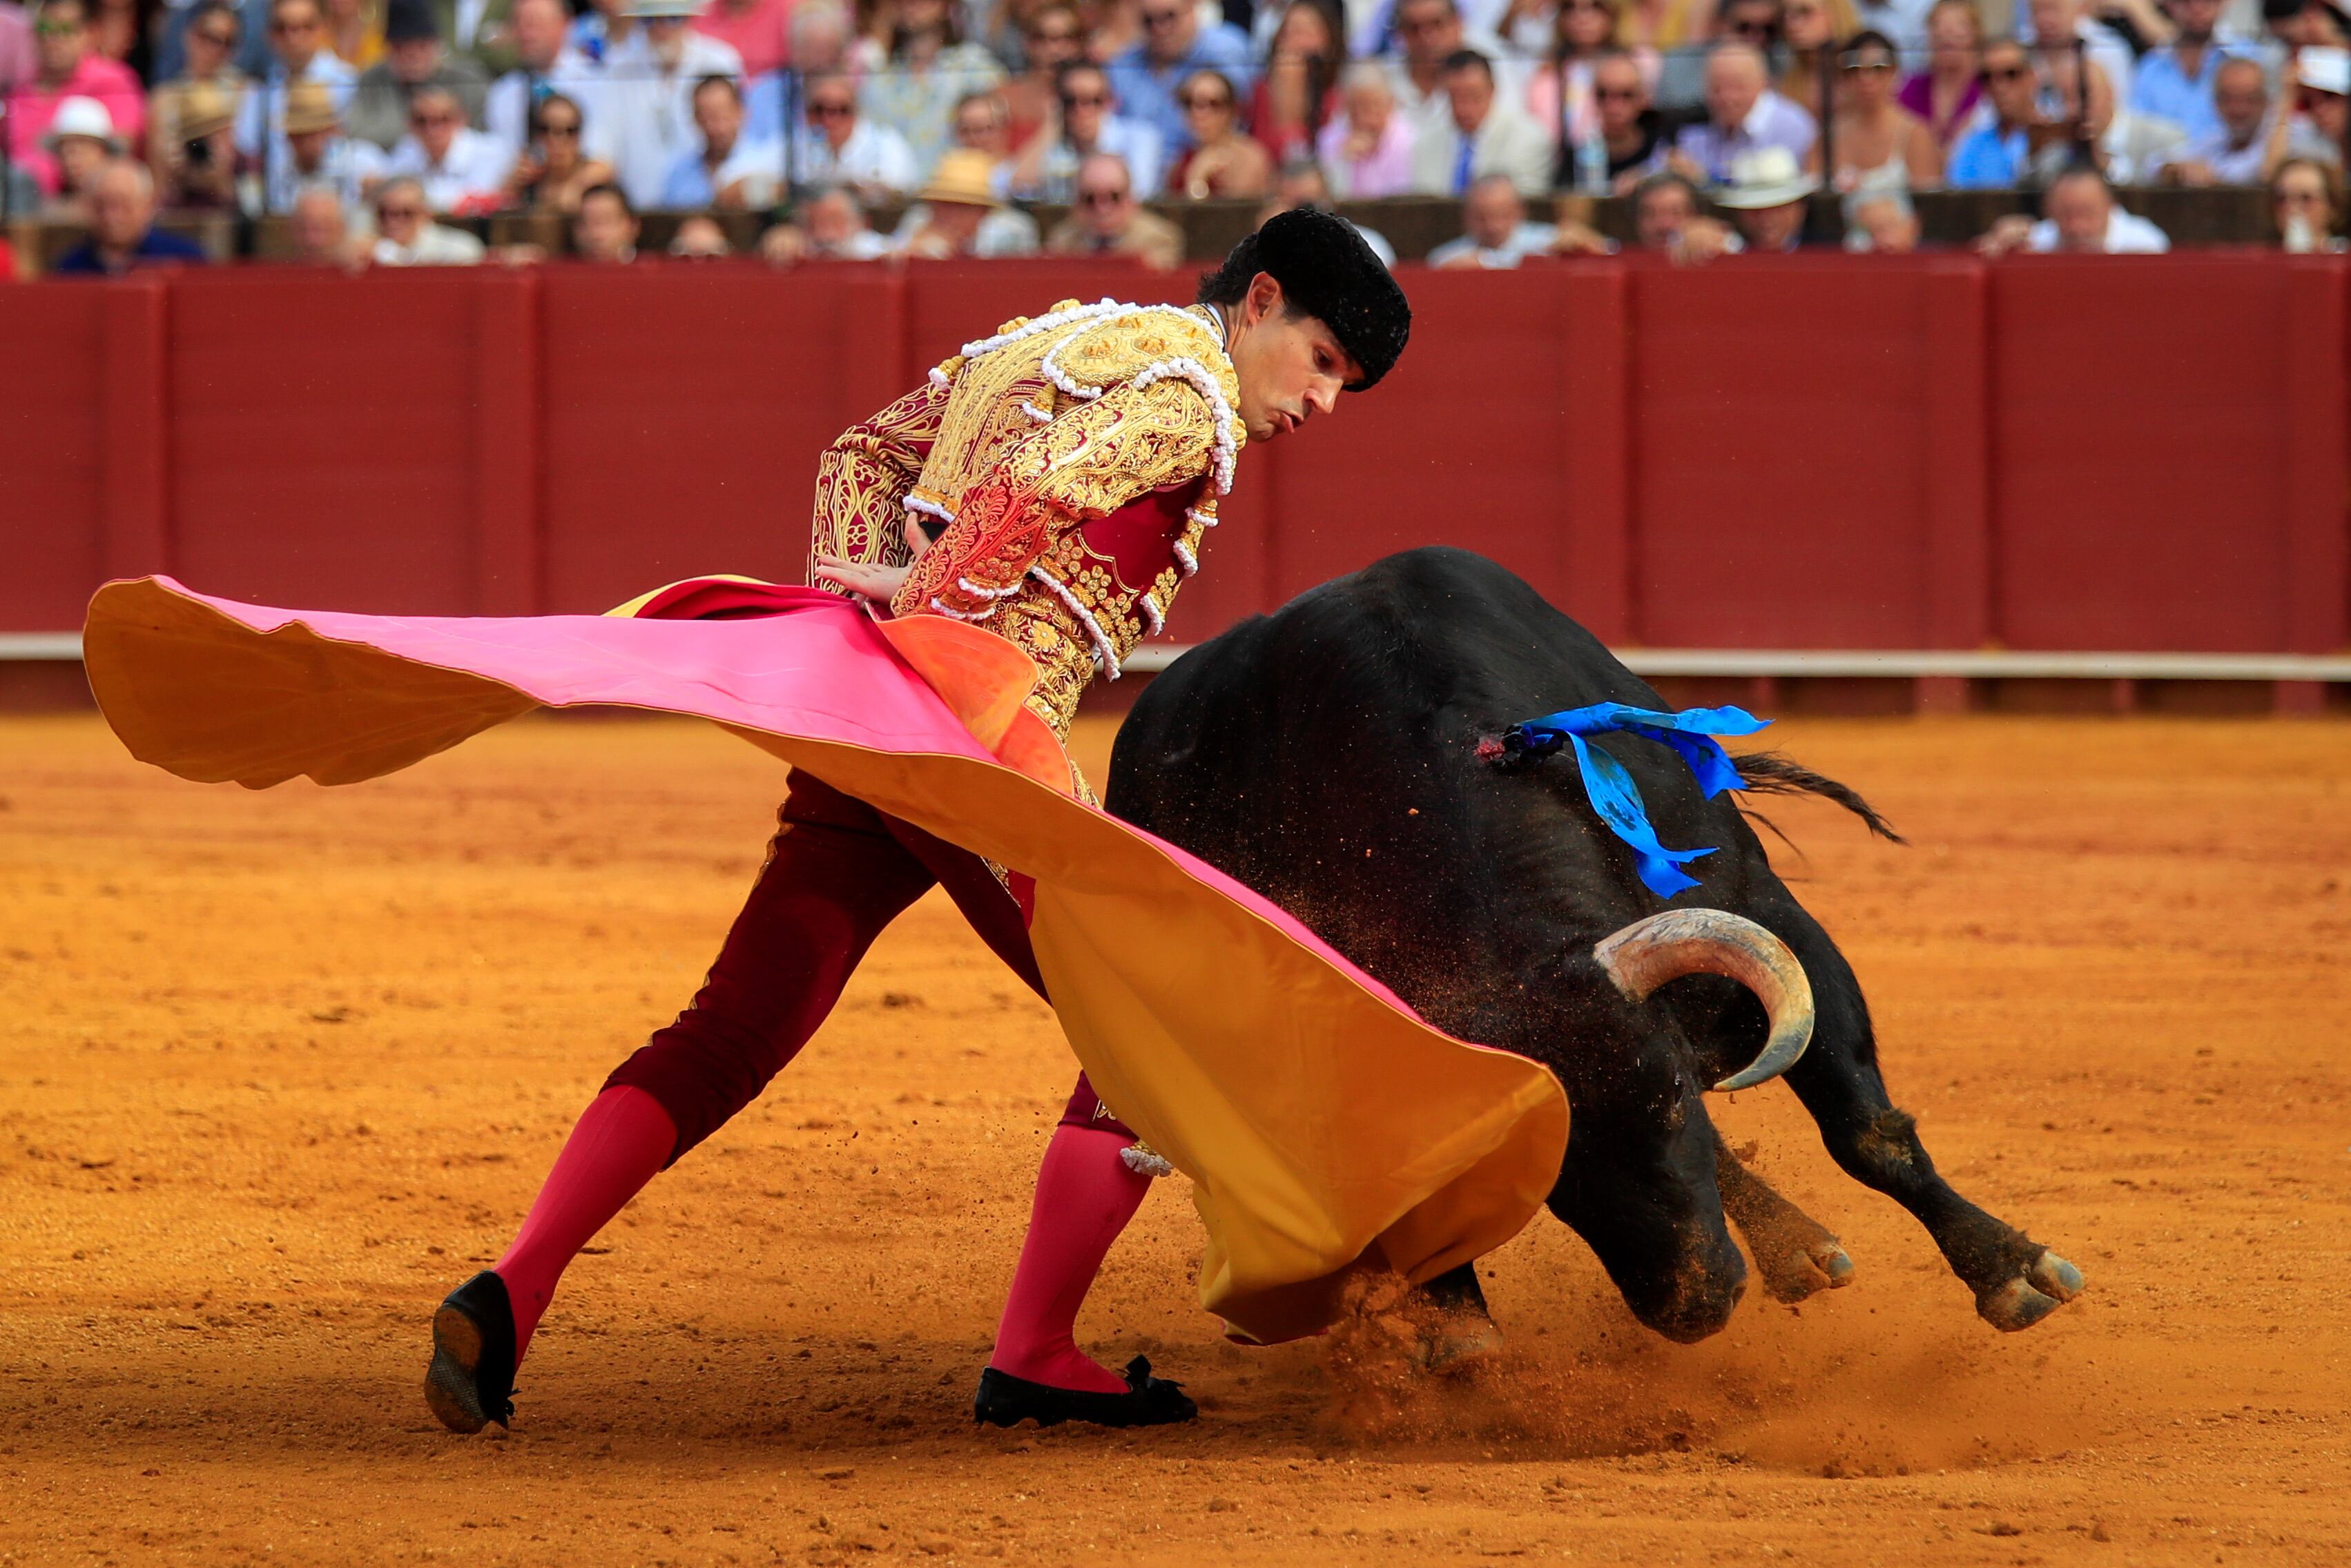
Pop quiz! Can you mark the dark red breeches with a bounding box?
[604,770,1124,1161]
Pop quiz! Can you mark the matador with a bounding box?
[423,209,1413,1433]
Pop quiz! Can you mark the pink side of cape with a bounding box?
[161,579,1426,1025]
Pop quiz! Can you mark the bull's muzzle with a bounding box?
[1592,909,1815,1091]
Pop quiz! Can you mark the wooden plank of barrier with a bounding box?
[472,267,543,614]
[2279,258,2350,713]
[99,280,171,585]
[1919,258,1989,713]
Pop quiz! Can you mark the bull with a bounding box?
[1105,548,2084,1343]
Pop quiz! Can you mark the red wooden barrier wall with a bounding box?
[4,255,2345,663]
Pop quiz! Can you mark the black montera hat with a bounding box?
[1199,208,1412,390]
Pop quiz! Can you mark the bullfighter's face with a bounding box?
[1224,273,1363,444]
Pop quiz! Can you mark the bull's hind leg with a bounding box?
[1759,902,2085,1330]
[1712,1132,1855,1304]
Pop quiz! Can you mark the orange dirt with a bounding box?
[3,711,2347,1566]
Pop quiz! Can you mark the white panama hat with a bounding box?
[43,95,124,153]
[2299,46,2350,98]
[1712,145,1821,210]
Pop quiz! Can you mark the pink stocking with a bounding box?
[987,1122,1153,1393]
[493,1085,677,1359]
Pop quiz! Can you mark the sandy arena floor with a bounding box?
[3,710,2347,1566]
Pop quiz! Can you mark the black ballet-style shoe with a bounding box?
[424,1271,519,1433]
[973,1355,1197,1430]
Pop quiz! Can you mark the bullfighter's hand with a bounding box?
[813,557,911,603]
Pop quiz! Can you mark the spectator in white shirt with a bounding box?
[260,75,383,211]
[369,172,485,262]
[1671,41,1818,186]
[572,179,640,260]
[1385,0,1474,149]
[660,72,781,206]
[2159,55,2284,184]
[1977,164,2171,252]
[236,0,358,167]
[1427,171,1558,265]
[484,0,599,162]
[596,0,744,208]
[1410,48,1554,195]
[759,182,894,262]
[788,68,917,197]
[381,82,513,211]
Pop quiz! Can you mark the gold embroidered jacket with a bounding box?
[808,298,1245,742]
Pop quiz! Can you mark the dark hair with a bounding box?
[693,72,744,106]
[530,90,583,133]
[1056,59,1110,100]
[188,0,242,35]
[1842,26,1896,56]
[1196,207,1411,389]
[1632,169,1703,210]
[1178,66,1238,101]
[579,181,635,217]
[1441,48,1493,79]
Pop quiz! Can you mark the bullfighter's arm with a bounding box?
[887,374,1226,623]
[808,378,950,598]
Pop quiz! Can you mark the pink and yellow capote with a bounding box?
[83,572,1569,1345]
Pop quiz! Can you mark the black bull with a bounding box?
[1105,548,2084,1342]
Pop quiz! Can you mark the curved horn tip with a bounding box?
[1590,907,1817,1092]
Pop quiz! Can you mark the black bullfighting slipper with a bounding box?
[424,1270,519,1434]
[974,1355,1197,1430]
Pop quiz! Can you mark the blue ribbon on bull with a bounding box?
[1487,702,1770,899]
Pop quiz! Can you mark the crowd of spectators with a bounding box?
[3,0,2348,274]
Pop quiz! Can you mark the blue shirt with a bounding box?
[1945,123,2029,188]
[52,228,211,275]
[1105,25,1257,154]
[2129,41,2254,142]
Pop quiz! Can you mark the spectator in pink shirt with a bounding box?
[6,0,146,193]
[1317,59,1415,197]
[694,0,791,78]
[0,2,35,92]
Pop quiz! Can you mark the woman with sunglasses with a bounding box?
[1166,65,1273,197]
[1829,28,1940,195]
[2272,154,2348,249]
[502,90,615,213]
[1247,0,1342,168]
[1774,0,1856,126]
[1895,0,1983,148]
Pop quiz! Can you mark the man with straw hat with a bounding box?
[155,80,241,208]
[893,144,1039,257]
[260,75,383,212]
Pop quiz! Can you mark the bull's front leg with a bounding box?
[1712,1130,1855,1304]
[1761,902,2086,1330]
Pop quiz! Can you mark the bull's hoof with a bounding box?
[1412,1314,1504,1375]
[1756,1239,1856,1304]
[1976,1251,2086,1332]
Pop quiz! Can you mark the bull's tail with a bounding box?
[1731,752,1906,843]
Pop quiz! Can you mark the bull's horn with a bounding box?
[1592,909,1815,1092]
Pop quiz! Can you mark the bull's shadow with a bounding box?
[1107,548,2083,1348]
